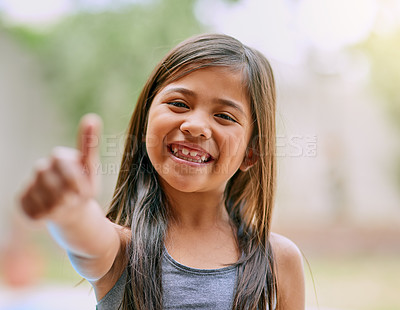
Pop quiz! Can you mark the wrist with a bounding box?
[45,198,106,257]
[46,196,94,227]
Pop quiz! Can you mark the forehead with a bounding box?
[158,66,250,111]
[165,64,248,90]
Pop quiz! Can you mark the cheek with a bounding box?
[220,131,249,159]
[146,128,163,150]
[145,113,162,161]
[145,108,168,149]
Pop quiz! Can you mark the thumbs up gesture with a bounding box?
[20,114,102,220]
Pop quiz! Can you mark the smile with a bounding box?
[168,143,213,164]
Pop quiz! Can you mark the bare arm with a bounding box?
[20,114,120,281]
[271,232,305,310]
[46,199,120,281]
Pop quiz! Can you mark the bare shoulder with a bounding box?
[270,232,302,264]
[92,223,131,301]
[112,223,132,246]
[270,232,305,310]
[105,223,131,270]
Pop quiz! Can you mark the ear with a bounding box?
[240,148,258,172]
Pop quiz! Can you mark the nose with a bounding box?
[180,112,211,139]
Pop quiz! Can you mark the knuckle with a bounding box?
[51,148,67,164]
[51,147,79,161]
[34,158,49,174]
[51,154,79,174]
[51,146,68,157]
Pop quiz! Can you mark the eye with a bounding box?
[166,101,189,109]
[215,113,237,123]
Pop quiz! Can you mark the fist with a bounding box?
[20,114,102,220]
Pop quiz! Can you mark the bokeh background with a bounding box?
[1,0,399,309]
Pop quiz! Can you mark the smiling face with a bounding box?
[145,66,253,195]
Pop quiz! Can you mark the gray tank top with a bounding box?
[96,249,237,309]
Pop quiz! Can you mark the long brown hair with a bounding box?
[107,33,277,310]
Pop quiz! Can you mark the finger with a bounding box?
[50,151,82,194]
[20,185,47,219]
[20,158,50,219]
[51,147,93,198]
[33,157,49,174]
[29,159,60,217]
[77,113,102,178]
[36,168,64,209]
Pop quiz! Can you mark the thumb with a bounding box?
[77,113,102,183]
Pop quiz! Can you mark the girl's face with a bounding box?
[145,66,253,195]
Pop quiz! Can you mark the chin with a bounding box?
[157,173,206,194]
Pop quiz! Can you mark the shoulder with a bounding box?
[270,232,302,265]
[112,223,132,246]
[269,232,305,310]
[92,224,131,301]
[107,223,131,271]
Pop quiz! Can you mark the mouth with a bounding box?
[168,143,213,164]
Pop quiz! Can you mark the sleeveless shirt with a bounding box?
[96,249,237,310]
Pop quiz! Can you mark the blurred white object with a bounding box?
[0,284,96,310]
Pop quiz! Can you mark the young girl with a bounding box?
[20,34,305,310]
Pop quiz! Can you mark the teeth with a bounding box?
[174,153,207,163]
[170,145,210,163]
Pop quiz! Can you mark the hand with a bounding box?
[20,114,102,220]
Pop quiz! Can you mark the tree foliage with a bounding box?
[361,29,400,127]
[5,0,205,135]
[360,29,400,188]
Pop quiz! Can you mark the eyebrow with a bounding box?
[215,98,245,116]
[162,87,246,116]
[163,87,196,98]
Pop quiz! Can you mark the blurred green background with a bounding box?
[0,0,399,309]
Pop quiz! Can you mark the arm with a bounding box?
[20,114,120,282]
[270,232,305,310]
[46,199,120,281]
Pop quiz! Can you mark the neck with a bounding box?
[161,181,230,229]
[160,179,240,268]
